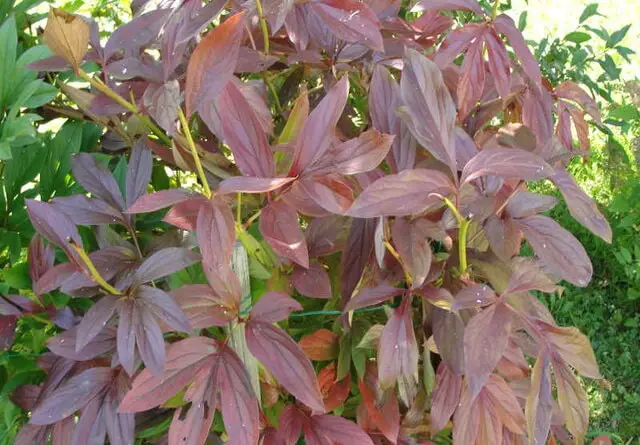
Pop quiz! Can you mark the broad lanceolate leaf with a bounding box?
[359,379,400,443]
[309,0,384,51]
[290,76,349,175]
[411,0,484,15]
[246,321,325,413]
[76,295,118,352]
[464,302,513,398]
[552,357,589,443]
[133,247,201,284]
[120,338,217,412]
[72,153,125,210]
[137,285,192,333]
[218,176,295,195]
[260,200,309,268]
[392,217,433,288]
[26,199,83,264]
[430,362,463,434]
[291,263,332,298]
[432,307,465,375]
[31,367,114,424]
[251,291,303,323]
[555,81,601,123]
[311,414,375,445]
[552,168,612,243]
[51,195,124,226]
[306,130,394,176]
[127,188,197,213]
[299,329,340,361]
[536,322,601,379]
[340,218,376,305]
[43,9,89,71]
[516,215,593,287]
[378,298,418,390]
[216,79,275,178]
[126,139,153,207]
[348,169,453,217]
[185,12,245,116]
[400,48,457,174]
[173,284,237,328]
[344,283,405,312]
[494,14,541,86]
[505,191,557,219]
[104,9,169,60]
[461,147,554,184]
[526,351,553,445]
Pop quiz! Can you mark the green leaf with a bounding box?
[571,48,589,67]
[7,79,41,119]
[113,155,127,197]
[40,120,84,200]
[616,46,635,63]
[607,24,631,48]
[608,104,640,122]
[23,82,57,108]
[337,334,352,381]
[583,25,609,42]
[1,262,32,290]
[564,32,591,44]
[9,44,53,94]
[1,114,41,147]
[579,3,602,23]
[517,11,527,31]
[599,54,620,80]
[13,0,45,13]
[0,14,17,109]
[0,142,11,160]
[3,139,46,202]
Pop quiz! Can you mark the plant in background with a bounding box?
[2,0,618,444]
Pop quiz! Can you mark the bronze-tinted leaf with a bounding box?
[260,200,309,268]
[378,298,418,390]
[43,8,89,71]
[430,362,463,434]
[392,217,433,288]
[552,357,589,443]
[299,329,340,361]
[526,351,553,445]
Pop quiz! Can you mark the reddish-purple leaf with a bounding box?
[217,344,260,444]
[30,367,114,424]
[344,283,405,312]
[552,169,612,243]
[163,196,209,231]
[279,404,306,444]
[457,35,485,119]
[461,147,554,183]
[494,14,541,86]
[173,284,238,328]
[432,307,466,375]
[340,218,376,305]
[378,298,418,389]
[348,169,453,217]
[311,414,375,445]
[104,9,170,59]
[127,188,197,213]
[117,299,137,376]
[26,200,83,263]
[411,0,484,14]
[484,373,525,434]
[134,247,201,284]
[306,215,349,257]
[218,176,295,195]
[107,57,163,82]
[306,130,394,176]
[260,200,309,268]
[517,215,592,287]
[434,23,485,68]
[51,195,124,226]
[299,329,340,361]
[185,12,245,116]
[215,79,275,178]
[28,236,55,283]
[168,379,217,445]
[452,283,496,310]
[484,29,511,100]
[309,0,383,51]
[555,81,601,123]
[175,0,227,44]
[505,191,557,219]
[292,263,332,299]
[134,305,166,376]
[119,337,217,412]
[392,217,433,288]
[126,139,153,207]
[251,291,303,323]
[72,153,125,211]
[431,362,463,434]
[293,176,355,215]
[76,295,118,352]
[290,76,349,175]
[369,65,416,172]
[48,326,116,362]
[504,257,560,295]
[246,321,325,413]
[400,49,457,174]
[552,357,589,442]
[484,215,521,262]
[464,302,513,398]
[138,285,191,333]
[526,351,553,445]
[537,322,601,379]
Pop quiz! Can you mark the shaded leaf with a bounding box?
[526,351,553,445]
[461,147,554,184]
[310,0,383,51]
[292,263,332,298]
[251,291,302,323]
[378,299,418,389]
[260,200,309,268]
[431,362,463,434]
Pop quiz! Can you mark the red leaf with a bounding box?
[26,200,83,264]
[452,283,496,310]
[430,362,463,434]
[392,217,433,288]
[457,35,485,119]
[260,200,309,268]
[278,404,305,444]
[484,373,525,434]
[133,247,201,284]
[494,14,541,86]
[340,218,376,305]
[31,367,114,424]
[555,81,601,124]
[319,363,350,411]
[246,320,325,413]
[552,168,612,243]
[104,9,170,59]
[126,139,153,207]
[218,176,295,195]
[251,291,302,323]
[117,299,138,376]
[525,351,553,445]
[71,153,125,211]
[359,380,400,443]
[484,215,522,262]
[537,322,601,379]
[412,0,484,15]
[344,283,405,312]
[378,298,418,390]
[28,236,55,283]
[134,304,166,376]
[484,29,511,100]
[311,414,375,445]
[168,374,217,445]
[51,195,124,226]
[76,295,118,352]
[216,79,275,178]
[348,169,454,218]
[163,196,209,231]
[126,189,197,213]
[464,302,513,398]
[504,257,560,295]
[217,344,260,444]
[505,191,557,218]
[290,76,349,175]
[299,329,340,361]
[400,49,457,174]
[119,337,217,412]
[432,307,465,375]
[516,215,592,287]
[137,285,192,333]
[310,0,383,51]
[306,215,349,257]
[461,147,554,184]
[172,284,238,328]
[552,357,589,442]
[295,175,355,215]
[184,12,245,116]
[292,263,332,298]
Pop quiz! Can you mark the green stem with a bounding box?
[178,108,212,198]
[77,68,172,146]
[236,193,242,224]
[443,197,469,276]
[491,0,500,18]
[69,240,122,295]
[263,74,282,115]
[254,0,270,55]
